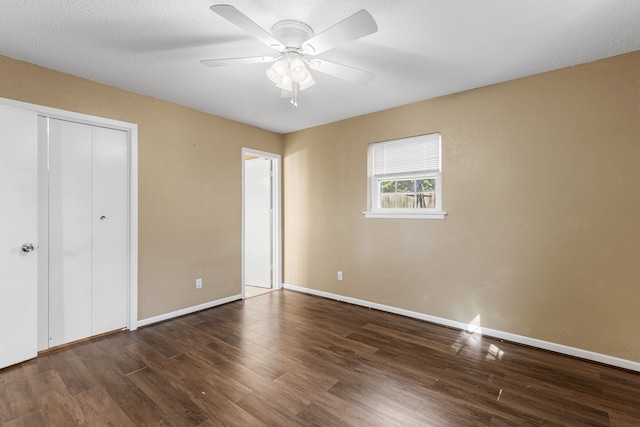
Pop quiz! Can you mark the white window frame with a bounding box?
[364,133,447,219]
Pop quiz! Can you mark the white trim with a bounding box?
[137,294,243,328]
[282,283,640,373]
[241,148,283,301]
[0,97,137,132]
[0,96,139,333]
[128,126,139,330]
[363,211,447,219]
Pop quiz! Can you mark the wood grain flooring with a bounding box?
[1,290,639,426]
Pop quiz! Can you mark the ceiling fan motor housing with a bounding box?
[271,20,314,50]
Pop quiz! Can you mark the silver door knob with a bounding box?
[21,243,35,253]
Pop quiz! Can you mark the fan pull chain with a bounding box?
[291,82,300,107]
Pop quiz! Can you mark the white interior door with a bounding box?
[47,119,129,347]
[91,126,128,335]
[0,104,38,369]
[48,119,93,347]
[244,157,272,288]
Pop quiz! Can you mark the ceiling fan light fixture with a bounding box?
[266,60,289,84]
[289,58,309,83]
[266,68,282,85]
[275,74,293,91]
[298,72,316,90]
[269,55,315,92]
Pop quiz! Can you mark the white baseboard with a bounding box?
[137,294,243,328]
[282,283,640,373]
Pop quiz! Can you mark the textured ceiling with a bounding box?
[1,0,639,133]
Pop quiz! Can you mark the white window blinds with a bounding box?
[373,133,441,178]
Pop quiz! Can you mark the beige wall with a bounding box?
[0,55,283,320]
[283,50,640,362]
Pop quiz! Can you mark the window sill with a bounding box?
[362,211,447,220]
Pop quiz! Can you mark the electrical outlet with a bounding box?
[196,278,202,289]
[337,271,343,281]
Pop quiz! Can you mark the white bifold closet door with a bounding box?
[48,118,128,348]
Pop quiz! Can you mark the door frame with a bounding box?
[241,148,281,298]
[0,97,139,337]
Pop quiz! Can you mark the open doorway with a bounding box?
[242,148,281,299]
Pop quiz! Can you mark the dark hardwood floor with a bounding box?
[1,290,639,426]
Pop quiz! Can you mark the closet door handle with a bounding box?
[21,243,35,253]
[100,216,106,220]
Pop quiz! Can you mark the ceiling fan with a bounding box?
[201,4,378,106]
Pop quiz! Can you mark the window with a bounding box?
[364,133,446,219]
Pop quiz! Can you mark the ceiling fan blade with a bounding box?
[308,59,375,85]
[211,4,284,51]
[201,56,276,67]
[302,10,377,55]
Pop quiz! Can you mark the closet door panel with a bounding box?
[91,126,128,335]
[48,119,92,347]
